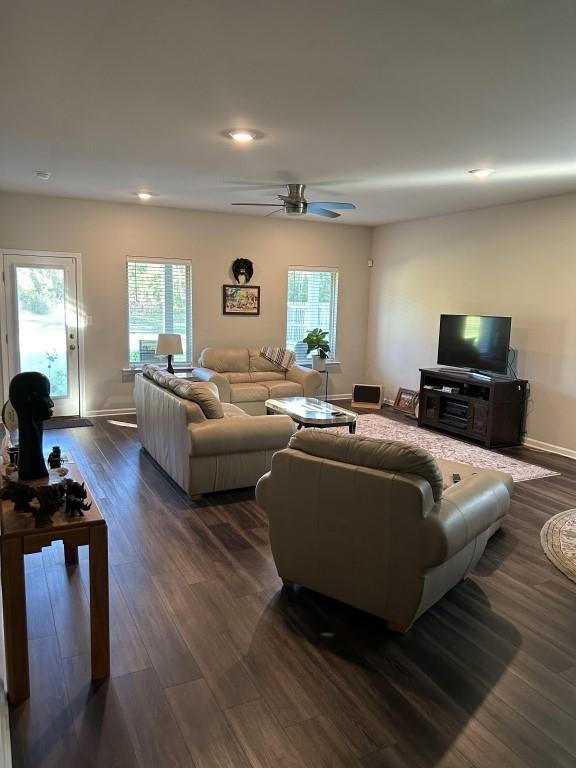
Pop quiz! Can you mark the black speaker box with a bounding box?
[351,384,383,409]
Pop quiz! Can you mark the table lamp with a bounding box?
[156,333,182,374]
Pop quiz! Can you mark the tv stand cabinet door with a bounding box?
[470,402,489,438]
[420,391,440,425]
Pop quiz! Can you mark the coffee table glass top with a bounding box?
[265,397,357,427]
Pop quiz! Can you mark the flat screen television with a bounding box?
[437,314,511,375]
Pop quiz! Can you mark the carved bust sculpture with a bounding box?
[8,372,54,480]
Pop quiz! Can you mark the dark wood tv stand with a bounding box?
[418,368,528,448]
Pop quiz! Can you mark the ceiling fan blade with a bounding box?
[310,208,340,218]
[225,181,288,190]
[307,202,356,210]
[231,203,284,206]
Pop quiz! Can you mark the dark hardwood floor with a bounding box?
[6,407,576,768]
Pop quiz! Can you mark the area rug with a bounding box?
[44,417,94,430]
[331,413,558,483]
[541,510,576,583]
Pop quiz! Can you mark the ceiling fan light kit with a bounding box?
[231,183,356,219]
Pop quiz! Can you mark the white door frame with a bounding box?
[0,249,86,417]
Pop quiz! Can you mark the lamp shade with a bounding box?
[156,333,183,356]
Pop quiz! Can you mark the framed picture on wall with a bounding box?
[222,284,261,315]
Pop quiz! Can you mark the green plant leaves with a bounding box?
[301,328,331,358]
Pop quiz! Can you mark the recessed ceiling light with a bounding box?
[468,168,495,178]
[35,171,52,180]
[131,191,158,201]
[228,130,257,143]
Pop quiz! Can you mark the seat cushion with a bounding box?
[222,402,251,419]
[266,381,303,398]
[250,371,286,382]
[438,458,514,496]
[230,382,269,403]
[436,458,480,490]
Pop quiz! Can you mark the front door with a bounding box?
[2,252,81,417]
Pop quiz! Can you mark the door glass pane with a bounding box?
[15,266,69,398]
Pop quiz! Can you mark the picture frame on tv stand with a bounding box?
[393,388,420,419]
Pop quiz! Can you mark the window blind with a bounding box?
[127,259,192,366]
[286,267,339,365]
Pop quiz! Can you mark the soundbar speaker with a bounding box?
[352,384,383,409]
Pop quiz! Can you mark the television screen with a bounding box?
[437,315,511,374]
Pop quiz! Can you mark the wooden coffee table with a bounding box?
[0,456,109,703]
[266,397,357,433]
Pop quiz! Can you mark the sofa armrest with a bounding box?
[286,365,322,396]
[424,472,512,566]
[192,367,231,402]
[188,415,295,457]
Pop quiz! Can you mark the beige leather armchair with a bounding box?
[256,430,513,632]
[193,347,322,415]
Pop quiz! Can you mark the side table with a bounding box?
[0,456,110,703]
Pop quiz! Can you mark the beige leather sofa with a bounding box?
[256,429,513,632]
[193,347,322,415]
[134,368,295,497]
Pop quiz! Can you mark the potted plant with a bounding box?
[302,328,330,372]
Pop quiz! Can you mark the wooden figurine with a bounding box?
[63,479,92,516]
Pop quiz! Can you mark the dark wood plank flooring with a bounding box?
[6,407,576,768]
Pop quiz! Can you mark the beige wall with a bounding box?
[0,193,372,413]
[366,193,576,453]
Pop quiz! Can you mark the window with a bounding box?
[127,258,192,366]
[286,267,339,365]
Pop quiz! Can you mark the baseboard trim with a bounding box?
[379,402,576,460]
[523,437,576,461]
[85,407,136,418]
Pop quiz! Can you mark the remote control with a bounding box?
[452,473,461,483]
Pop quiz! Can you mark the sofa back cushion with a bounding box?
[199,347,249,373]
[168,380,224,419]
[289,430,444,502]
[143,364,224,419]
[249,348,287,374]
[143,364,175,388]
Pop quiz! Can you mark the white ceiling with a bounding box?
[3,0,576,225]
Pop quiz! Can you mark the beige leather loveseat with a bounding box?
[134,366,295,497]
[193,347,322,415]
[256,429,513,631]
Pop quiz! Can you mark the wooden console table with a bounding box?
[0,458,109,703]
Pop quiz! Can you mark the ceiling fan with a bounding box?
[231,183,356,219]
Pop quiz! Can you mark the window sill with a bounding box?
[122,365,195,382]
[298,360,341,369]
